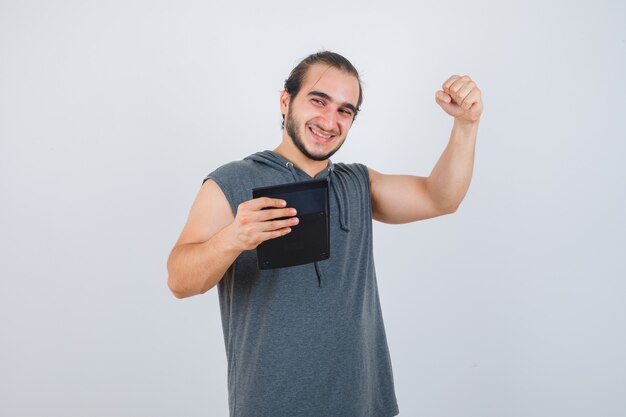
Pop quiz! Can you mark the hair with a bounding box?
[281,51,363,128]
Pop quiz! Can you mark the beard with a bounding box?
[285,106,345,162]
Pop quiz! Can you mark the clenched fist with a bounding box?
[435,75,483,123]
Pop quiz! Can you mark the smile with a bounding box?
[308,125,335,142]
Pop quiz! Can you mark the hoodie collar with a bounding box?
[245,150,332,181]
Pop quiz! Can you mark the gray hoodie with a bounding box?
[205,150,399,417]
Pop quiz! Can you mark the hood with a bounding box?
[244,150,352,288]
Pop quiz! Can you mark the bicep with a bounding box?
[174,179,235,247]
[369,168,451,224]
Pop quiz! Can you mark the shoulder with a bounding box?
[332,162,372,199]
[333,162,370,181]
[205,159,257,182]
[203,158,264,195]
[202,158,261,214]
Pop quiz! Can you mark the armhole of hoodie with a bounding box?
[203,174,237,217]
[356,163,373,216]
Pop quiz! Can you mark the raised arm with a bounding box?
[369,74,482,224]
[167,179,298,298]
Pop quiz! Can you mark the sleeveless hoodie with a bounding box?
[205,150,399,417]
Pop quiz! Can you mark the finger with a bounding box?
[442,75,461,94]
[246,197,287,211]
[455,82,476,108]
[460,89,480,110]
[259,227,293,243]
[448,76,470,99]
[260,216,300,232]
[435,90,451,103]
[257,207,297,222]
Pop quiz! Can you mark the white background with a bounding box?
[1,1,625,416]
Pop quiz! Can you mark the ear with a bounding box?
[279,89,290,116]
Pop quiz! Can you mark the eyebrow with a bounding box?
[307,90,358,114]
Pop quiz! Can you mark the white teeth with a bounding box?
[310,127,332,139]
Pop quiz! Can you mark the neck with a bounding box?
[274,134,329,178]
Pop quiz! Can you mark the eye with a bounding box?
[339,109,353,117]
[311,98,324,106]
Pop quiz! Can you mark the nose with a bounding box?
[318,107,339,132]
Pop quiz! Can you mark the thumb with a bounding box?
[435,90,464,117]
[435,90,451,104]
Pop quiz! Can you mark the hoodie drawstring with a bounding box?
[285,161,299,182]
[327,164,350,232]
[314,261,324,288]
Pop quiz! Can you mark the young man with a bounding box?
[168,51,482,417]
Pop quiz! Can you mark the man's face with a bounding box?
[282,64,360,162]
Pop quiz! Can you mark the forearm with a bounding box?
[426,119,479,211]
[167,224,242,298]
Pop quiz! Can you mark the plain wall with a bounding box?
[1,1,625,416]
